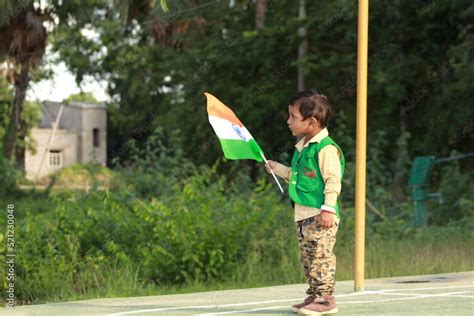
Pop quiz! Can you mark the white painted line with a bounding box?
[195,291,474,316]
[197,305,290,316]
[377,284,473,292]
[375,291,472,298]
[339,291,474,304]
[443,292,474,298]
[107,284,474,316]
[107,291,373,315]
[106,298,302,316]
[194,292,382,316]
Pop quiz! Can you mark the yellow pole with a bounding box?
[354,0,369,292]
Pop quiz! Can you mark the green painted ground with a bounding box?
[2,271,473,315]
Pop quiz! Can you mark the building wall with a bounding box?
[79,107,107,165]
[25,129,78,180]
[26,101,107,181]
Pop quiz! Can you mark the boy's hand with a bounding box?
[319,211,335,228]
[265,160,278,174]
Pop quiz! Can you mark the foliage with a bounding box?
[0,162,292,303]
[0,165,472,304]
[0,156,21,196]
[0,76,12,145]
[430,152,474,225]
[0,126,472,304]
[45,1,473,212]
[111,126,198,197]
[48,0,473,159]
[1,125,472,304]
[64,92,99,104]
[36,163,115,189]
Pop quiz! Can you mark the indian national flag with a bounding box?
[205,92,264,162]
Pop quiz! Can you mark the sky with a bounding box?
[25,29,109,104]
[27,60,109,103]
[24,2,108,103]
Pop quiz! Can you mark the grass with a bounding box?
[337,237,473,280]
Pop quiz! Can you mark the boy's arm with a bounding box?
[272,162,292,183]
[318,145,342,213]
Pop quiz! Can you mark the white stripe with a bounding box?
[339,291,473,304]
[374,291,472,297]
[196,305,289,315]
[196,291,473,315]
[377,285,473,292]
[208,116,254,141]
[107,284,473,316]
[106,298,302,316]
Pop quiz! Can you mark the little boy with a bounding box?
[265,89,344,315]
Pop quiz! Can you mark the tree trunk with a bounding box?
[4,64,29,166]
[14,120,27,170]
[297,0,307,91]
[392,84,412,202]
[256,0,266,30]
[399,86,409,131]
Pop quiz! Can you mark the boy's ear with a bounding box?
[310,117,319,127]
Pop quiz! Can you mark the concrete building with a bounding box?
[25,101,107,181]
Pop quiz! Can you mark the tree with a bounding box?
[255,0,266,30]
[51,1,214,165]
[297,0,307,90]
[0,1,50,167]
[64,92,99,104]
[25,0,473,187]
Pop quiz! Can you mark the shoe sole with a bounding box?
[298,307,338,315]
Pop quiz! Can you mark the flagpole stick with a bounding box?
[259,152,284,194]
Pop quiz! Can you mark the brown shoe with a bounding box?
[298,294,338,315]
[290,295,317,314]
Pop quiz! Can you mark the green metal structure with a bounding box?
[409,153,474,227]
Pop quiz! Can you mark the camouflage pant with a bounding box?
[296,214,339,296]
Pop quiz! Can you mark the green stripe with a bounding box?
[219,139,263,162]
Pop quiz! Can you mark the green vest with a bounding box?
[289,136,345,219]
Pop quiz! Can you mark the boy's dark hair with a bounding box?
[289,88,332,128]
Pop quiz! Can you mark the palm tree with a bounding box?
[0,1,50,167]
[146,1,208,50]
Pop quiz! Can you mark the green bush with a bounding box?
[1,164,473,304]
[112,127,197,198]
[0,162,294,303]
[430,153,474,224]
[0,156,20,196]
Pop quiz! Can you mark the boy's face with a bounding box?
[287,104,312,137]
